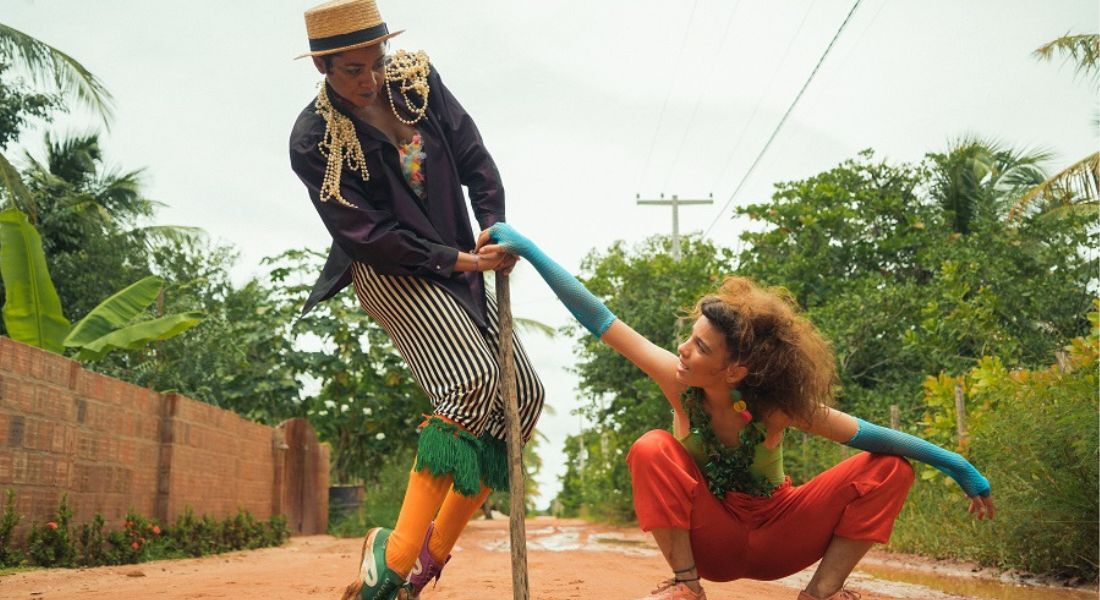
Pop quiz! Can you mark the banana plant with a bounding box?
[62,276,204,361]
[0,207,204,360]
[0,207,69,352]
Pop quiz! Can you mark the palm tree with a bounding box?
[1010,33,1099,218]
[0,23,112,122]
[15,132,201,322]
[929,137,1049,234]
[1033,33,1100,80]
[0,22,113,216]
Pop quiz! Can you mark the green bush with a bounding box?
[25,494,74,567]
[0,494,290,568]
[891,310,1099,580]
[0,490,23,567]
[168,509,223,557]
[74,513,109,567]
[105,510,162,564]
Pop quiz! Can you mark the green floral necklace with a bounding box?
[683,387,774,498]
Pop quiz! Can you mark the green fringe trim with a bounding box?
[415,418,482,496]
[478,434,510,492]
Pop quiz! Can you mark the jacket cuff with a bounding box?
[427,244,459,278]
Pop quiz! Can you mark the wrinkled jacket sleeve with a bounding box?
[428,66,505,230]
[289,124,459,277]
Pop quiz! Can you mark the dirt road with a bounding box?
[0,517,1050,600]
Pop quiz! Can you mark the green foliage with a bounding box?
[0,23,113,125]
[73,513,108,567]
[737,148,1092,426]
[0,489,22,567]
[557,426,636,523]
[554,236,735,519]
[25,494,74,567]
[63,275,164,347]
[62,275,204,360]
[0,207,70,351]
[892,310,1099,579]
[105,510,159,564]
[0,495,290,568]
[0,60,57,150]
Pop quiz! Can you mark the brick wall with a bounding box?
[0,336,328,534]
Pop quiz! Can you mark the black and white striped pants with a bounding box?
[350,262,545,442]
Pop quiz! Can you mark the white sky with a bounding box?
[6,0,1098,508]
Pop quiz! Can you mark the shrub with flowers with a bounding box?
[106,510,160,565]
[25,494,75,567]
[0,492,291,568]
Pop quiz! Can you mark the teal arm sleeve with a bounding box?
[845,418,991,497]
[488,223,616,338]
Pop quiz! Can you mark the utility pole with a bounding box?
[636,193,713,260]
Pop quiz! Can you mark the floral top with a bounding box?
[397,133,427,200]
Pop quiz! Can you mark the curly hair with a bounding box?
[689,276,837,424]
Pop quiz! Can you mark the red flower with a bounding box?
[46,521,58,530]
[131,541,140,550]
[151,525,161,535]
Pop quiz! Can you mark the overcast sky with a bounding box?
[6,0,1098,508]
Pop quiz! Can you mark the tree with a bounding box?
[1012,33,1100,216]
[555,235,736,519]
[0,22,112,213]
[928,137,1048,234]
[0,23,111,124]
[0,132,202,334]
[736,149,1093,425]
[0,208,202,357]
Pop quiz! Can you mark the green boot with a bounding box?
[342,527,410,600]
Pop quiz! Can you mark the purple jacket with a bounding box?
[289,66,504,329]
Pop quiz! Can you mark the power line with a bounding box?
[660,0,743,192]
[703,0,865,238]
[708,0,818,194]
[635,0,701,186]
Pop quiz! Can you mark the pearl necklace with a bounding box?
[384,50,431,125]
[314,83,368,208]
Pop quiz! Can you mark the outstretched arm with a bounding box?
[797,407,994,519]
[484,223,681,392]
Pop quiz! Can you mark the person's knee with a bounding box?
[879,454,915,490]
[468,360,501,396]
[626,430,678,470]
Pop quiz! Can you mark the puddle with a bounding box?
[480,526,659,557]
[855,562,1097,600]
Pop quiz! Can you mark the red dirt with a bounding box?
[0,517,908,600]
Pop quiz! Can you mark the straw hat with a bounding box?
[298,0,404,59]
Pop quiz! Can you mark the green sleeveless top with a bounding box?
[677,387,786,497]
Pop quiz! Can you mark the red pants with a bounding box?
[626,429,914,582]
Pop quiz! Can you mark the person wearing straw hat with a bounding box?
[478,222,995,600]
[289,1,545,598]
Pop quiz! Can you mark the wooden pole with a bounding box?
[954,384,968,443]
[889,404,899,430]
[1055,350,1070,373]
[495,274,529,600]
